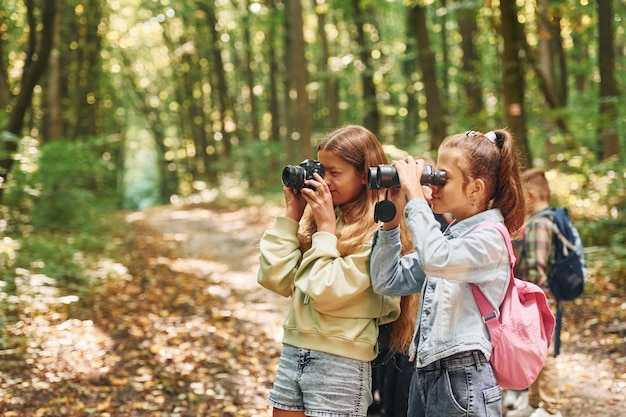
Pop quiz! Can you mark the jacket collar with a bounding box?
[447,209,505,238]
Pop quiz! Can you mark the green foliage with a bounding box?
[230,140,287,194]
[28,137,122,230]
[9,233,89,292]
[0,210,130,328]
[544,157,626,290]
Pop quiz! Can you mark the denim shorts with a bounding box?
[268,344,373,417]
[408,350,502,417]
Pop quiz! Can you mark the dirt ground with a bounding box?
[1,203,623,416]
[141,203,625,416]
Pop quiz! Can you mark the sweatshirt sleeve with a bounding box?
[294,231,397,319]
[257,216,302,297]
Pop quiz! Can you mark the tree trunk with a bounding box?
[286,0,312,160]
[570,11,589,93]
[73,0,102,139]
[267,0,282,143]
[498,0,530,169]
[597,0,621,160]
[44,7,62,142]
[197,0,234,157]
[534,0,570,165]
[458,5,483,117]
[316,1,340,129]
[408,5,448,150]
[402,32,419,148]
[352,0,380,134]
[0,0,58,203]
[0,13,9,111]
[440,0,449,106]
[243,0,260,141]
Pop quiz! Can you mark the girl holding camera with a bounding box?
[369,129,526,417]
[258,125,403,417]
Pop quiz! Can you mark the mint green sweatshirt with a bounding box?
[258,216,401,362]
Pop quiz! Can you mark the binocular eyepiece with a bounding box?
[367,164,446,189]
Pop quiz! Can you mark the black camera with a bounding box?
[281,159,325,190]
[367,164,446,189]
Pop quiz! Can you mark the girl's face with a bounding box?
[317,149,366,206]
[431,150,476,221]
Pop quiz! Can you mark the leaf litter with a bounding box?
[0,203,624,416]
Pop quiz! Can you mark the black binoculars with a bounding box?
[367,164,446,189]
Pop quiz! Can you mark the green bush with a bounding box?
[30,137,123,230]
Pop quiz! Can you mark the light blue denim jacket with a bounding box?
[370,199,510,368]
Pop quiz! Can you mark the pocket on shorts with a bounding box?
[483,385,502,414]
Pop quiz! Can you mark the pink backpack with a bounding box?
[471,222,556,390]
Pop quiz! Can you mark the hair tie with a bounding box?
[484,131,497,143]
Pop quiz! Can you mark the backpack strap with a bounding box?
[470,222,514,322]
[535,208,576,254]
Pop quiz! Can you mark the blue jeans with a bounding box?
[408,350,502,417]
[268,344,372,416]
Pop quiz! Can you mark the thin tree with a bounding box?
[242,0,260,141]
[352,0,380,134]
[402,32,420,148]
[197,1,235,157]
[286,0,312,161]
[498,0,530,168]
[531,0,569,134]
[266,0,282,143]
[315,0,340,129]
[597,0,621,159]
[0,10,8,111]
[408,4,448,149]
[43,8,62,141]
[458,4,483,118]
[72,0,103,139]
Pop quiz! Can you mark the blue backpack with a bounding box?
[540,207,588,301]
[532,207,588,356]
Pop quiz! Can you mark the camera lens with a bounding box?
[281,165,305,189]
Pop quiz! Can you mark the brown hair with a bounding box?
[298,125,388,255]
[438,129,526,235]
[521,168,551,202]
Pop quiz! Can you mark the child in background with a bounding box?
[507,168,563,417]
[370,129,526,417]
[258,125,401,417]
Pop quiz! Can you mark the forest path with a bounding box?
[141,203,625,417]
[139,203,285,416]
[2,203,622,416]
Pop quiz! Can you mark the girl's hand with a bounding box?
[283,187,307,222]
[392,156,426,201]
[300,172,336,234]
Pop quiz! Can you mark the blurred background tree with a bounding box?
[0,3,624,413]
[0,0,623,229]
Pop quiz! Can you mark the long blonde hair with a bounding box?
[298,125,419,354]
[297,125,387,255]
